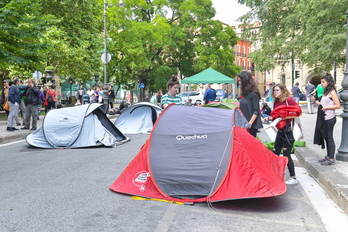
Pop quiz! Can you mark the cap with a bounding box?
[3,80,8,83]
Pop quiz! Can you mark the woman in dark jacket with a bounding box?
[237,71,263,137]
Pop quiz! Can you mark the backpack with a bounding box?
[47,95,54,103]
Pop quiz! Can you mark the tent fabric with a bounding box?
[110,105,288,203]
[181,68,235,84]
[114,102,162,134]
[202,99,240,110]
[26,103,130,148]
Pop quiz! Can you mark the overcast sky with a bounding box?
[211,0,250,26]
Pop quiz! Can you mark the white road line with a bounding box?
[0,139,24,147]
[294,155,348,232]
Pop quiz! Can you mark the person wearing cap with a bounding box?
[7,78,21,131]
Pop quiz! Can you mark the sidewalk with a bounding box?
[1,105,348,214]
[259,104,348,215]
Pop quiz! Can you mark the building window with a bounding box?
[281,74,286,85]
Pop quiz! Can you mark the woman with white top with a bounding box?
[314,74,340,166]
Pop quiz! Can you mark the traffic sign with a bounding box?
[101,52,112,63]
[139,83,145,88]
[32,70,42,80]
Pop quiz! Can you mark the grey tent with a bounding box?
[26,103,130,148]
[114,102,162,134]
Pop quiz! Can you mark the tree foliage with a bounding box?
[0,0,52,76]
[107,0,240,92]
[1,0,240,94]
[238,0,348,73]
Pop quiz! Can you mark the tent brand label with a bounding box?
[133,171,150,192]
[59,117,70,122]
[134,171,150,183]
[176,134,208,141]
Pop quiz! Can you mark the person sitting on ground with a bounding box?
[260,103,272,124]
[184,98,193,106]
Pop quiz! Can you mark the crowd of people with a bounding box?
[1,78,59,131]
[0,78,120,131]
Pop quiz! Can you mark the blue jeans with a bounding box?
[325,117,336,159]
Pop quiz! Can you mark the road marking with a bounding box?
[0,140,24,147]
[295,163,348,232]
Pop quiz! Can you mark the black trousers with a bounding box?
[273,130,295,177]
[324,117,336,159]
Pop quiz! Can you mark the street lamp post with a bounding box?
[69,78,73,105]
[336,9,348,161]
[102,0,125,113]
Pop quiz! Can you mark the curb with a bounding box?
[295,146,348,215]
[0,131,31,145]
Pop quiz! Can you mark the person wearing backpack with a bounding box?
[46,85,57,112]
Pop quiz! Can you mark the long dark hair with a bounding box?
[237,71,261,98]
[322,73,336,96]
[167,75,179,90]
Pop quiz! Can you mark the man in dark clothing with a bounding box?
[203,84,216,104]
[108,85,115,109]
[292,82,301,103]
[21,79,41,130]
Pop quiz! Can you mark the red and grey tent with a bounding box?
[110,104,288,203]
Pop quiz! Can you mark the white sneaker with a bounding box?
[285,178,298,185]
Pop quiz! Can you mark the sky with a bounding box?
[211,0,250,26]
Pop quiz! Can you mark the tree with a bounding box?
[40,0,103,82]
[0,0,52,79]
[237,0,348,73]
[106,0,240,98]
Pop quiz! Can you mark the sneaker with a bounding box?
[321,159,335,166]
[318,157,329,163]
[17,122,21,126]
[6,127,14,132]
[21,127,30,130]
[30,128,36,130]
[285,178,298,185]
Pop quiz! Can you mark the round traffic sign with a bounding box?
[32,70,42,80]
[101,52,112,63]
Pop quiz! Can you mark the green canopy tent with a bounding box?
[181,68,236,100]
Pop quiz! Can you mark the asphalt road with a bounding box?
[0,134,327,232]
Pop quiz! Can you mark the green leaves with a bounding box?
[239,0,348,73]
[1,0,240,92]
